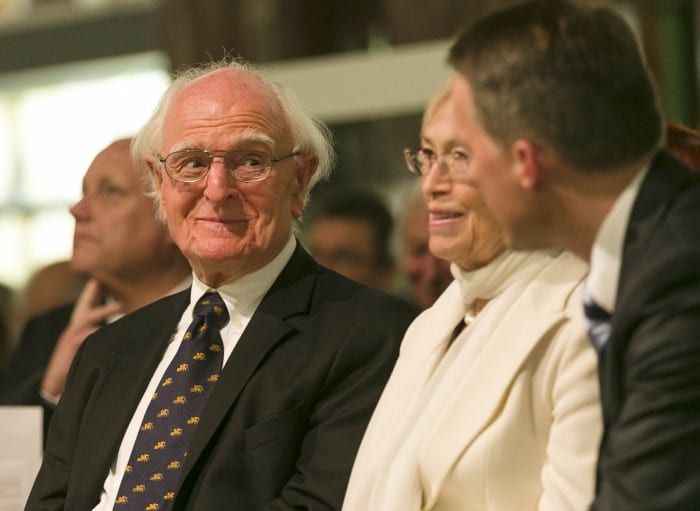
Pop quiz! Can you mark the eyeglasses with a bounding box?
[403,147,471,177]
[157,149,301,183]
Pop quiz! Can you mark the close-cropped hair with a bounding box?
[448,0,663,171]
[131,57,335,202]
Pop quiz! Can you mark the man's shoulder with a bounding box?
[640,151,700,222]
[16,302,75,355]
[81,290,189,354]
[314,268,419,317]
[277,246,419,321]
[617,159,700,318]
[631,176,700,260]
[625,154,700,269]
[24,302,74,331]
[127,288,190,319]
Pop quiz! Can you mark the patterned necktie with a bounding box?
[114,292,228,511]
[582,287,612,354]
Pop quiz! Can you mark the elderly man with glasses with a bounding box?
[27,59,417,511]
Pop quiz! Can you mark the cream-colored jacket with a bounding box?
[343,251,601,511]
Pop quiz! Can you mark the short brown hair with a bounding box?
[448,0,663,171]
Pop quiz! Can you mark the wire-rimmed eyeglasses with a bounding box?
[158,149,301,183]
[403,147,471,177]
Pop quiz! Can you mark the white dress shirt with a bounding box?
[586,166,648,313]
[92,236,296,510]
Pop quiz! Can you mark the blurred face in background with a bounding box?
[309,216,394,292]
[402,201,453,309]
[70,139,175,284]
[421,98,506,270]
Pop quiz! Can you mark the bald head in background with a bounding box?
[1,137,191,436]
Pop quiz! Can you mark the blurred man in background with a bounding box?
[0,138,191,438]
[304,188,396,293]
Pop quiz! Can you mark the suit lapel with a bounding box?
[419,255,583,507]
[347,281,463,498]
[72,291,190,506]
[375,281,464,424]
[605,151,696,421]
[181,245,318,477]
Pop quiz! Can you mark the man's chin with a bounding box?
[186,241,254,264]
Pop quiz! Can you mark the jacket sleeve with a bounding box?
[24,336,89,511]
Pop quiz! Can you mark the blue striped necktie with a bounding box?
[582,287,612,354]
[113,291,228,510]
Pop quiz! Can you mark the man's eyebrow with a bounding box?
[234,129,276,149]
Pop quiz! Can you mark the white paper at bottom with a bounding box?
[0,406,42,511]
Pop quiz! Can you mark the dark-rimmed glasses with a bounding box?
[403,147,471,177]
[158,149,301,183]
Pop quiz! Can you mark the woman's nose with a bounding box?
[422,159,451,196]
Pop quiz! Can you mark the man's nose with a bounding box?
[69,196,89,220]
[203,160,236,203]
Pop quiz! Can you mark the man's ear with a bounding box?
[512,139,543,190]
[146,155,167,220]
[145,155,162,185]
[291,154,318,218]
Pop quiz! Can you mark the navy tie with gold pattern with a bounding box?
[114,292,228,510]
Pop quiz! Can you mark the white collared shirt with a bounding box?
[93,236,296,510]
[586,166,649,313]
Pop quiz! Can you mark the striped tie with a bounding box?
[113,292,228,511]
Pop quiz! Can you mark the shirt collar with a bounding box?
[189,236,296,319]
[587,165,648,312]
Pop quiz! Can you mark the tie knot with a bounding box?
[582,290,611,322]
[194,292,229,329]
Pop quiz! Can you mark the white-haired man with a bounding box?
[27,60,416,511]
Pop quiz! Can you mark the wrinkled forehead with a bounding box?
[164,69,291,147]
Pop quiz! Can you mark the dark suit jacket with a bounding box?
[591,151,700,510]
[26,245,417,510]
[0,303,73,440]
